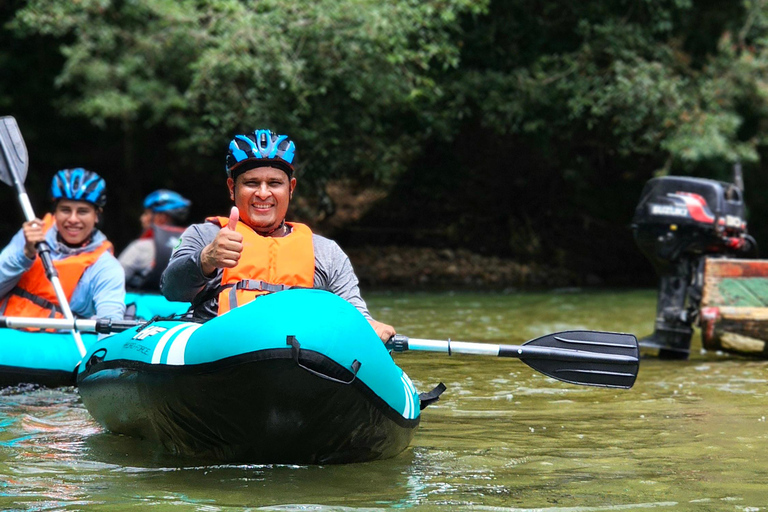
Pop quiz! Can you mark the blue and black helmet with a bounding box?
[225,129,296,179]
[144,189,191,221]
[50,168,107,208]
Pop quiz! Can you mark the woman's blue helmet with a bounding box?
[144,189,191,221]
[50,168,107,208]
[225,129,296,180]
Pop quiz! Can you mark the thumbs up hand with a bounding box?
[201,207,244,276]
[226,206,239,231]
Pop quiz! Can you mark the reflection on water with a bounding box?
[1,289,767,511]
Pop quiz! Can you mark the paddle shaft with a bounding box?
[0,315,140,334]
[389,337,638,364]
[0,117,86,356]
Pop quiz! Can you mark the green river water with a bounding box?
[2,289,768,511]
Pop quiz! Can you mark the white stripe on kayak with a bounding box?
[401,372,417,419]
[407,374,417,418]
[151,323,193,364]
[401,375,411,419]
[165,323,203,365]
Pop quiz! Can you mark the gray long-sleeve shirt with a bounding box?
[160,221,373,320]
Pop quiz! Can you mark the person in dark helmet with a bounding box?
[161,129,396,342]
[0,168,125,321]
[118,189,191,290]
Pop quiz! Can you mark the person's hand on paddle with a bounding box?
[21,218,45,260]
[200,207,243,276]
[369,319,396,343]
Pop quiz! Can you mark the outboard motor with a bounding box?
[632,174,756,358]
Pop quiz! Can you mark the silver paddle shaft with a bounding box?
[0,316,139,334]
[2,316,99,332]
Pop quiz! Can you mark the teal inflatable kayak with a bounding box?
[76,289,426,464]
[0,292,189,388]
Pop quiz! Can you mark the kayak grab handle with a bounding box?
[286,335,361,385]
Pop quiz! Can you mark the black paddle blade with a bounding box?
[0,116,28,187]
[513,330,639,389]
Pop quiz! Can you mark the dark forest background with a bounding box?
[3,0,768,287]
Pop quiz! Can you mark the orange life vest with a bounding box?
[207,217,315,314]
[0,214,113,319]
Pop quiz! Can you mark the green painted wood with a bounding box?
[716,278,768,307]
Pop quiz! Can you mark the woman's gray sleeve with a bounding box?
[117,239,154,282]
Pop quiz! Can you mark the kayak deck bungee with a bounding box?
[0,292,190,388]
[77,289,426,464]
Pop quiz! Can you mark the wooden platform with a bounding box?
[700,258,768,357]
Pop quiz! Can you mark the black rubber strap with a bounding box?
[286,335,361,385]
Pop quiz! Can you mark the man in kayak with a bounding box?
[119,189,191,291]
[0,168,125,321]
[161,129,396,342]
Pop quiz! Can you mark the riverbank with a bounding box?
[346,245,587,289]
[311,182,604,290]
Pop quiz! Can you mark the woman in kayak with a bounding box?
[119,189,191,291]
[0,168,125,321]
[160,129,396,342]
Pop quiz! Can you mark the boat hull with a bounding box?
[700,257,768,357]
[0,330,98,387]
[77,289,421,464]
[0,292,190,388]
[78,353,416,463]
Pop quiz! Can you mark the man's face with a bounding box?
[140,209,153,231]
[54,199,99,245]
[140,209,171,230]
[227,166,295,234]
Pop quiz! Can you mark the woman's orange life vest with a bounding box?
[0,213,113,319]
[207,217,315,315]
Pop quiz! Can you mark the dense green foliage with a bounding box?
[9,0,486,184]
[3,0,768,283]
[379,0,768,280]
